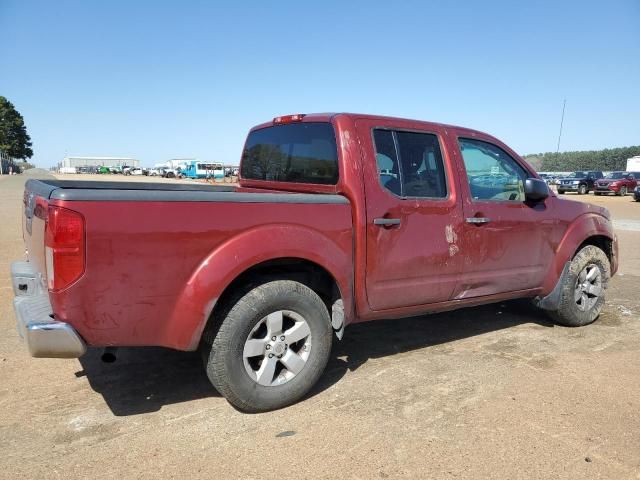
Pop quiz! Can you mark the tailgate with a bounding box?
[22,180,57,280]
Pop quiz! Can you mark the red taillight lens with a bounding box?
[45,206,85,291]
[273,114,305,124]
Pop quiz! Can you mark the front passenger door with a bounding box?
[453,137,549,298]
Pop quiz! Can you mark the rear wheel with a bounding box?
[547,245,610,327]
[201,280,333,412]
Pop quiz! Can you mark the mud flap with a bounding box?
[331,299,345,340]
[533,262,571,311]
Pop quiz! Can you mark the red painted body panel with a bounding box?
[25,112,618,350]
[47,200,353,350]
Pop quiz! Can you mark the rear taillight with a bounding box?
[45,206,85,291]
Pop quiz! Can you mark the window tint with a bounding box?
[458,138,528,201]
[241,123,338,184]
[373,129,447,198]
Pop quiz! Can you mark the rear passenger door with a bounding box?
[356,118,464,311]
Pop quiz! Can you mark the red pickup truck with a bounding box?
[12,113,618,412]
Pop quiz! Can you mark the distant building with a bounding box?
[58,156,139,170]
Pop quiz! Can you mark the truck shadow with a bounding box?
[77,300,553,416]
[309,300,554,399]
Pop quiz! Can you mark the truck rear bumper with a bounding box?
[11,261,86,358]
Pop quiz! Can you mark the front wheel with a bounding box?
[578,184,587,195]
[201,280,333,412]
[547,245,610,327]
[558,190,565,195]
[618,186,628,196]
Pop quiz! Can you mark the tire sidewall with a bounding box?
[557,246,610,326]
[210,281,332,411]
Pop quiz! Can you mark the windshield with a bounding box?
[604,172,627,179]
[241,122,338,184]
[568,171,587,178]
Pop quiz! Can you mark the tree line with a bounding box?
[523,145,640,172]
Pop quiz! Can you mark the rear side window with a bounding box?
[241,123,338,184]
[372,129,447,198]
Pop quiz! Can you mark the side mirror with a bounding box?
[525,178,549,201]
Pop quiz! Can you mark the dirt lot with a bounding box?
[1,173,639,479]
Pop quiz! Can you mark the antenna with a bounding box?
[556,98,566,153]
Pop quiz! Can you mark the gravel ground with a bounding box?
[1,173,639,479]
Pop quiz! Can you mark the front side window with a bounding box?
[458,138,528,201]
[372,129,447,198]
[241,123,338,184]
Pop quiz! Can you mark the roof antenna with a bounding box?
[556,99,566,153]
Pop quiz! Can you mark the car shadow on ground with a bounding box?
[78,300,553,416]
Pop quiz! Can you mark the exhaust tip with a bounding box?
[101,347,117,363]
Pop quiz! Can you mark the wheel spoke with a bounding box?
[578,269,587,283]
[280,350,306,375]
[266,311,283,335]
[284,321,311,344]
[586,267,599,282]
[243,338,266,358]
[574,286,583,302]
[584,283,601,297]
[580,292,589,310]
[256,356,278,386]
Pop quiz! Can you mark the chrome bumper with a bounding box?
[11,261,86,358]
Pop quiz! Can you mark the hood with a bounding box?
[560,177,586,182]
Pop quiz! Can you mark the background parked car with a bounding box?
[557,171,603,195]
[159,167,177,178]
[129,167,144,176]
[594,172,638,196]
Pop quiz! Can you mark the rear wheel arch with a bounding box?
[200,257,348,350]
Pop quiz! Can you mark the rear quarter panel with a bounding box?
[48,199,353,350]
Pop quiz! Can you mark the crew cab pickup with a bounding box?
[594,171,639,196]
[12,113,618,412]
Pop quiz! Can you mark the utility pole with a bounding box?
[556,99,566,153]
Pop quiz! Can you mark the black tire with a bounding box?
[558,190,565,195]
[201,280,333,412]
[547,245,610,327]
[578,184,587,195]
[618,186,627,196]
[166,172,175,178]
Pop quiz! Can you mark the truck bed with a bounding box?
[23,179,353,350]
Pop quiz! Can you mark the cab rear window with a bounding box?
[241,123,338,185]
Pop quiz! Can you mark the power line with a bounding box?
[556,99,566,153]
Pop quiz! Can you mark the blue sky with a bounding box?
[1,0,639,167]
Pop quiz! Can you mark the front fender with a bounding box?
[540,212,615,295]
[162,223,353,350]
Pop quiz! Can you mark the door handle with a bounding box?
[466,217,491,224]
[373,218,401,226]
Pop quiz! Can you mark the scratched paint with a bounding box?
[445,224,459,257]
